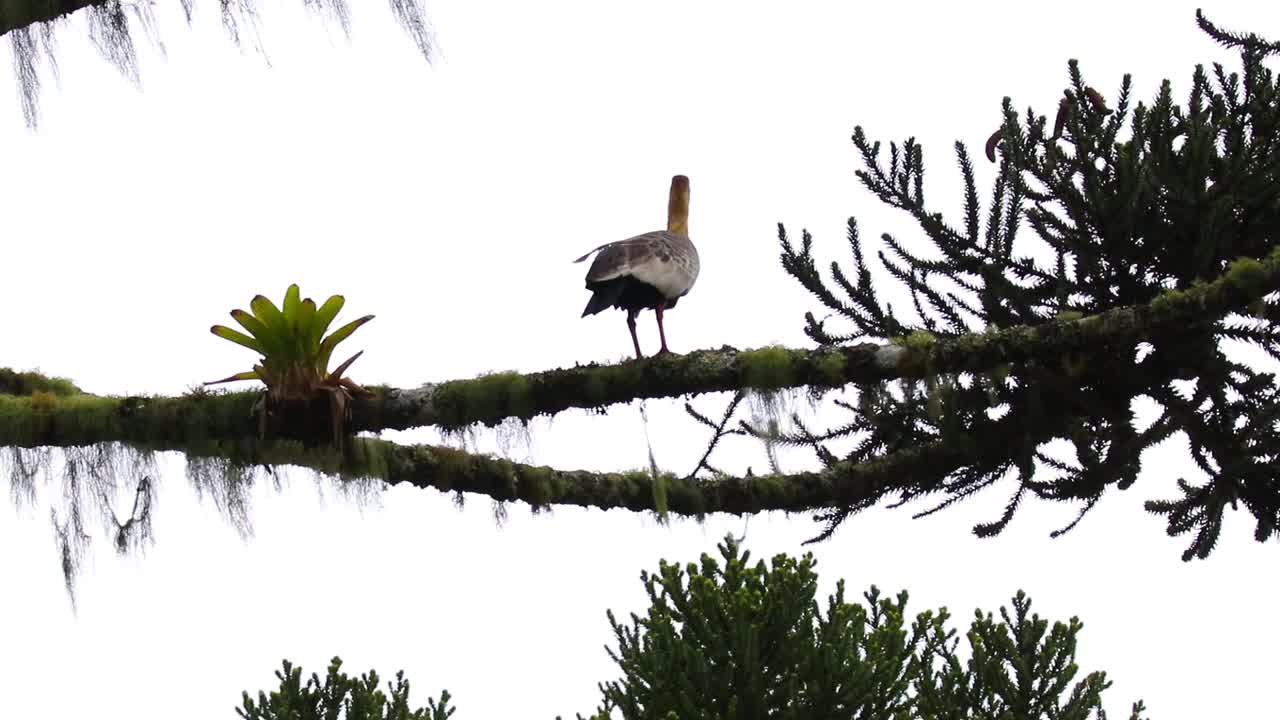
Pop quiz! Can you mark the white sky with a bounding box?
[2,1,1278,717]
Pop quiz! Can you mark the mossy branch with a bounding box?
[49,423,984,518]
[3,249,1278,451]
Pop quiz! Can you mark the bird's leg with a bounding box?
[627,309,643,359]
[655,302,671,355]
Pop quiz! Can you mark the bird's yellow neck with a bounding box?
[667,175,690,235]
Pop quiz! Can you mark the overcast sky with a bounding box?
[2,1,1278,717]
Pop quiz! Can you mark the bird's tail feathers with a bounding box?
[573,242,613,264]
[581,279,626,317]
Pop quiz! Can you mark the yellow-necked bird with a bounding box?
[575,175,701,358]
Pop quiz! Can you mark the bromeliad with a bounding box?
[206,284,374,447]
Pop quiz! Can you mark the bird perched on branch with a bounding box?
[575,175,700,358]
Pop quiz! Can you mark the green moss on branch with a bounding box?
[0,368,82,396]
[3,244,1278,449]
[738,346,796,390]
[163,429,980,518]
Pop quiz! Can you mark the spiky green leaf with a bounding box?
[210,325,265,355]
[310,295,346,351]
[327,350,364,382]
[295,298,318,359]
[282,284,302,329]
[317,315,374,372]
[250,295,295,363]
[231,309,286,359]
[203,370,260,385]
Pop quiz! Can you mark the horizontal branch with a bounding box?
[79,425,983,517]
[2,249,1278,451]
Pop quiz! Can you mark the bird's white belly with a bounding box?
[634,258,694,299]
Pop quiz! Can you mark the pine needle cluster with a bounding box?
[776,11,1280,559]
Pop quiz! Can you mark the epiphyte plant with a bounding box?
[206,284,375,447]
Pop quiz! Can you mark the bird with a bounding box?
[575,175,700,359]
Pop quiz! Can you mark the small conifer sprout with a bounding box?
[206,284,375,447]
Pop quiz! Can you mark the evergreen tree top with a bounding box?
[776,9,1280,558]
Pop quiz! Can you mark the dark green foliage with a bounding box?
[244,539,1146,719]
[0,368,83,396]
[776,11,1280,558]
[237,657,454,720]
[577,535,1146,720]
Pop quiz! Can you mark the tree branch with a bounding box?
[3,249,1277,451]
[68,423,986,517]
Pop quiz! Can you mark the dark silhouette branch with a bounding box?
[3,0,433,127]
[0,0,99,37]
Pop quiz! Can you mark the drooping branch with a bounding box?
[4,0,433,127]
[3,401,1046,606]
[21,415,999,519]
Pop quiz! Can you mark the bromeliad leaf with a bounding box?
[253,294,301,365]
[310,295,346,350]
[211,325,265,355]
[250,295,289,335]
[230,309,285,359]
[316,315,375,372]
[282,284,302,330]
[295,299,317,343]
[327,350,364,382]
[204,370,260,385]
[295,298,317,364]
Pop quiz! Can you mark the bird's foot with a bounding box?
[655,347,672,357]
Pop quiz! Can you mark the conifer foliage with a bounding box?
[242,537,1148,719]
[580,536,1144,720]
[237,657,455,720]
[775,11,1280,559]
